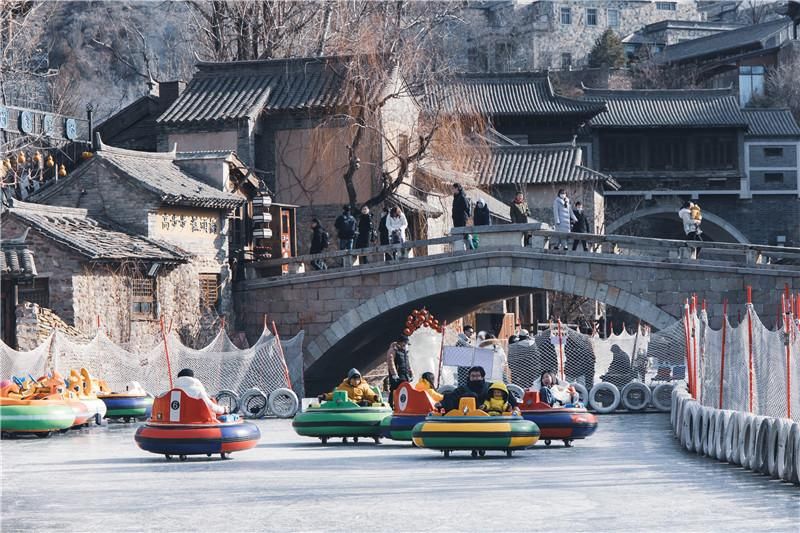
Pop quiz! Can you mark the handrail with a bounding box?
[247,223,800,276]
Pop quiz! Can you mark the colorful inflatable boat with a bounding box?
[412,397,540,457]
[134,388,260,460]
[98,382,153,422]
[0,379,76,437]
[293,390,391,444]
[518,390,598,447]
[379,382,435,441]
[66,369,107,425]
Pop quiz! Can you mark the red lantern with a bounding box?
[403,328,412,336]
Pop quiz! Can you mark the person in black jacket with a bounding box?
[309,218,329,270]
[378,206,390,261]
[451,183,473,250]
[355,205,374,264]
[571,201,591,252]
[473,198,491,226]
[436,366,518,412]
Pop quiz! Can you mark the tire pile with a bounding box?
[214,387,299,419]
[671,385,800,484]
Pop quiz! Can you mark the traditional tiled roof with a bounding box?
[428,72,606,117]
[467,144,619,189]
[655,18,793,64]
[158,55,388,126]
[31,141,245,210]
[742,108,800,137]
[1,231,37,279]
[2,200,187,262]
[583,87,747,129]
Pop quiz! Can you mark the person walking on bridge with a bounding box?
[553,189,576,250]
[451,183,473,250]
[571,201,590,252]
[309,218,329,270]
[355,205,374,264]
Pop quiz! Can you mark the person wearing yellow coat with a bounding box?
[318,368,381,406]
[480,382,517,415]
[414,372,443,403]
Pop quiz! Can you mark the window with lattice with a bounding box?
[18,278,49,308]
[199,274,220,309]
[130,277,156,319]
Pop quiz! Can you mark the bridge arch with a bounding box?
[606,206,750,244]
[304,259,676,391]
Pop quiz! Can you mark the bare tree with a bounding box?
[755,58,800,122]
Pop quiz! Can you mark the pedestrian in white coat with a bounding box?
[552,189,576,250]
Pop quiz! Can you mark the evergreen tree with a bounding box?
[588,29,626,68]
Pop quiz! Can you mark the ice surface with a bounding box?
[1,414,797,532]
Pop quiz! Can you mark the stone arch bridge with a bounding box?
[235,225,800,394]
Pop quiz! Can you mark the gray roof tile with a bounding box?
[3,200,187,262]
[1,246,37,278]
[467,144,619,188]
[583,87,747,129]
[428,72,606,117]
[656,18,793,64]
[158,55,386,126]
[32,142,245,209]
[742,108,800,137]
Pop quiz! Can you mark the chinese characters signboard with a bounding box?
[154,208,220,240]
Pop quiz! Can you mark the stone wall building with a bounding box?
[1,200,192,349]
[449,0,705,73]
[14,141,247,347]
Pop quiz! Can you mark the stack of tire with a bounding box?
[214,387,300,419]
[586,382,673,413]
[671,385,800,484]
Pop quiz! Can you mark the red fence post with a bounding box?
[719,300,728,410]
[746,286,754,413]
[683,299,694,398]
[783,294,792,420]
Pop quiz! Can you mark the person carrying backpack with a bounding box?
[451,183,474,250]
[309,218,329,270]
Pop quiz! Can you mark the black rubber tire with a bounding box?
[179,455,188,461]
[207,454,212,457]
[320,437,328,445]
[545,440,552,446]
[95,413,104,426]
[373,437,380,444]
[353,437,359,444]
[478,450,486,457]
[444,450,451,458]
[564,440,573,448]
[165,455,172,461]
[471,450,478,458]
[35,431,52,439]
[506,450,513,457]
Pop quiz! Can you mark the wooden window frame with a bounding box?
[130,277,156,320]
[17,277,49,308]
[199,273,220,310]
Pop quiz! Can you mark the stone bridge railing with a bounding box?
[245,223,800,280]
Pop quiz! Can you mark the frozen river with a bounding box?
[1,413,797,532]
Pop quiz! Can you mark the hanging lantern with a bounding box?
[403,328,412,336]
[17,152,26,165]
[46,155,54,168]
[58,164,67,177]
[81,151,93,160]
[33,151,42,164]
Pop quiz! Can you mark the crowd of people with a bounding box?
[308,189,706,267]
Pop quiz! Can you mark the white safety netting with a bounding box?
[696,306,799,422]
[0,327,304,399]
[506,321,686,390]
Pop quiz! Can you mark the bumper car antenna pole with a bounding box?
[160,317,173,389]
